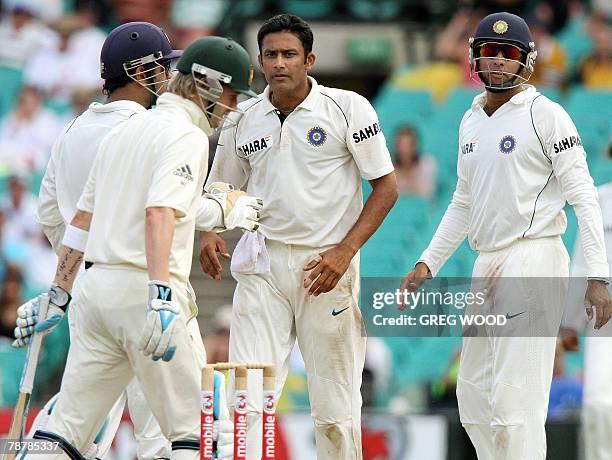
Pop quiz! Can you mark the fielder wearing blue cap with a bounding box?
[404,10,611,460]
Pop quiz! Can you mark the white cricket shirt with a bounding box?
[77,93,209,283]
[420,85,608,278]
[38,101,146,235]
[206,77,394,247]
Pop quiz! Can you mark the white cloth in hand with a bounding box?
[231,231,270,274]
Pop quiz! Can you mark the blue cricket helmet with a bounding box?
[100,22,182,80]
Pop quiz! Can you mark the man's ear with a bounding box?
[305,52,316,71]
[132,65,147,81]
[257,54,263,68]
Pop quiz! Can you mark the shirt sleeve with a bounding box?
[536,99,609,278]
[76,148,99,214]
[146,130,206,218]
[205,114,251,190]
[37,138,64,229]
[562,231,589,331]
[346,94,394,181]
[417,115,471,277]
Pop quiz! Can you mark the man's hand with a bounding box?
[205,182,263,232]
[138,281,182,362]
[398,262,432,310]
[303,244,355,296]
[584,279,612,330]
[560,327,580,352]
[199,232,230,281]
[13,285,70,347]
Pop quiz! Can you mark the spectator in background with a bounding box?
[0,3,58,69]
[393,125,436,198]
[1,174,39,243]
[362,337,392,408]
[0,264,23,339]
[528,7,568,88]
[547,339,583,420]
[172,0,228,48]
[23,230,57,293]
[115,0,173,28]
[3,0,64,22]
[24,14,103,103]
[69,88,100,118]
[427,349,460,411]
[202,304,232,364]
[0,86,64,172]
[434,8,487,89]
[578,13,612,89]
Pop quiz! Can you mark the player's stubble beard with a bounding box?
[269,72,310,114]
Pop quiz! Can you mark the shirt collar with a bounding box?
[155,92,212,134]
[471,85,538,110]
[89,100,146,114]
[261,76,320,114]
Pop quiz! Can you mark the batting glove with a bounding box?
[205,182,263,232]
[213,370,233,460]
[13,286,70,347]
[138,281,181,362]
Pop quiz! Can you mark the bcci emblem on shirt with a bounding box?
[307,126,327,146]
[499,135,516,154]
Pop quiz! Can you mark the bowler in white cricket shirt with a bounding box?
[200,14,397,460]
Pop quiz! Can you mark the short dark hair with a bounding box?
[257,14,313,56]
[102,74,132,95]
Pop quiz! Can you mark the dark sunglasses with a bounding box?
[477,43,523,61]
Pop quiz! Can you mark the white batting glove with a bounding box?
[213,370,233,459]
[214,420,233,460]
[205,182,263,232]
[13,286,69,347]
[138,281,182,362]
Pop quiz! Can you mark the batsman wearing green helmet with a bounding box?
[21,37,261,460]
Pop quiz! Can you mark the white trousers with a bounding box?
[28,266,205,460]
[457,236,569,460]
[583,333,612,460]
[229,240,366,460]
[67,274,171,459]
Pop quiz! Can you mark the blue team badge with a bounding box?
[307,126,327,146]
[499,135,516,154]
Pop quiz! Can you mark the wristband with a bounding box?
[62,225,89,252]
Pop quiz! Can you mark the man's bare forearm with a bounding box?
[145,207,176,282]
[52,210,92,292]
[54,247,84,292]
[339,172,398,255]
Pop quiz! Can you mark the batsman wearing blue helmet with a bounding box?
[401,12,611,460]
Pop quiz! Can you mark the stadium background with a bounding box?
[0,0,610,458]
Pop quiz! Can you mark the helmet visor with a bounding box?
[477,42,524,61]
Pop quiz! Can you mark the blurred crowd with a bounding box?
[0,0,609,417]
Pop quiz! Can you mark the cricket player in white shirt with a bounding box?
[200,14,398,460]
[561,182,612,460]
[13,36,262,460]
[14,22,181,460]
[400,12,611,460]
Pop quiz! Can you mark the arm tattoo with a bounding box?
[55,248,84,285]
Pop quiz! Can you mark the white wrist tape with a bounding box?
[62,225,89,252]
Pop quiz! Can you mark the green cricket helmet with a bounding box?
[176,36,257,101]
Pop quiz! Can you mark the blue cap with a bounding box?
[471,12,534,53]
[100,22,182,80]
